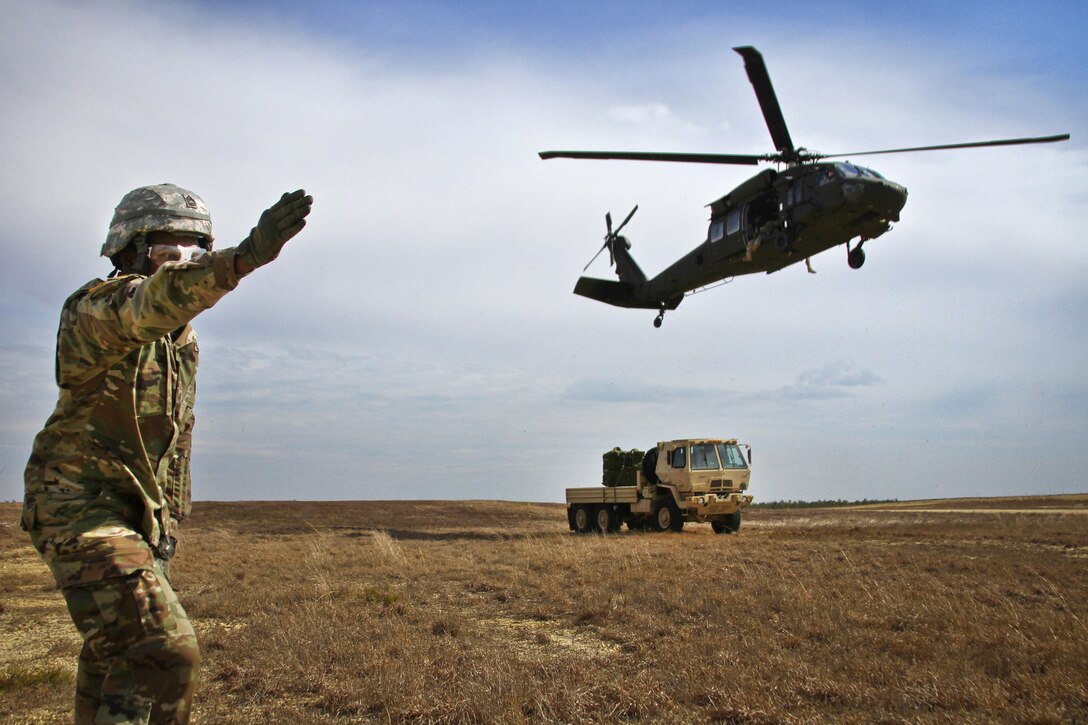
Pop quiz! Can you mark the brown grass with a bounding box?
[1,498,1086,723]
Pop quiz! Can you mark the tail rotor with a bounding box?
[583,205,638,271]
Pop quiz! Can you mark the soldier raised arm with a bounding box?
[21,183,312,724]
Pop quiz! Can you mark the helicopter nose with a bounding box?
[879,181,908,219]
[844,179,908,220]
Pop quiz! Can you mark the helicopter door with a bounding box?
[745,193,777,236]
[741,201,760,243]
[740,204,752,244]
[743,192,782,250]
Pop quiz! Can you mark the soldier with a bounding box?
[21,183,313,724]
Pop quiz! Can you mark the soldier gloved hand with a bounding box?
[236,189,314,270]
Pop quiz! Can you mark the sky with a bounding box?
[2,0,1085,504]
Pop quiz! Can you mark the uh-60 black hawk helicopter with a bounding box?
[540,46,1069,327]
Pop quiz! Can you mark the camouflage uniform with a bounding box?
[21,184,312,724]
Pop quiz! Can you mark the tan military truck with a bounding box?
[567,439,753,534]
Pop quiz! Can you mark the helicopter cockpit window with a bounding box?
[725,210,741,237]
[837,162,885,179]
[710,220,725,243]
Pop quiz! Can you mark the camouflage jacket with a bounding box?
[22,249,242,586]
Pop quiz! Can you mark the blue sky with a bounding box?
[2,0,1085,504]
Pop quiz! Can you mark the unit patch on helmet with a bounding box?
[184,195,198,209]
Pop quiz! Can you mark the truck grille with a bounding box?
[710,479,734,491]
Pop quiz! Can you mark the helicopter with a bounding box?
[539,46,1069,327]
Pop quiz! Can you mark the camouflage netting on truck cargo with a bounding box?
[602,447,645,487]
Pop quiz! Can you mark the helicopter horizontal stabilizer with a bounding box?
[574,277,659,309]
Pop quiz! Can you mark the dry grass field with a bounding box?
[1,495,1086,724]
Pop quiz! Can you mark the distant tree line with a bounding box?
[749,498,899,510]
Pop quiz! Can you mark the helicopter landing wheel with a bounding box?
[848,246,866,269]
[654,305,666,328]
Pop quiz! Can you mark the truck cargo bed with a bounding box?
[565,486,642,504]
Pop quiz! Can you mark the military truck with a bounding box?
[566,439,753,534]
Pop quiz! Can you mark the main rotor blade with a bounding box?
[539,150,764,165]
[820,133,1070,159]
[733,46,796,160]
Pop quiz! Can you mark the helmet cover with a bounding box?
[101,183,214,257]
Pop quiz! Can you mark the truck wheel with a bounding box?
[573,505,593,534]
[654,500,683,532]
[642,448,660,484]
[712,511,742,534]
[595,506,619,533]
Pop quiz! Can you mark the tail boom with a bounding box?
[573,277,682,311]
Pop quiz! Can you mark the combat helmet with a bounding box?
[101,183,214,258]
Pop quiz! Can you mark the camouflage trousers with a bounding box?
[28,519,200,725]
[62,567,200,724]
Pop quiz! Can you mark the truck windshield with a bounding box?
[717,443,747,469]
[689,444,720,470]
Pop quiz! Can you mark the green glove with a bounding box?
[236,189,314,269]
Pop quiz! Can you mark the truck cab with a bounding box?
[644,439,753,533]
[653,439,751,495]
